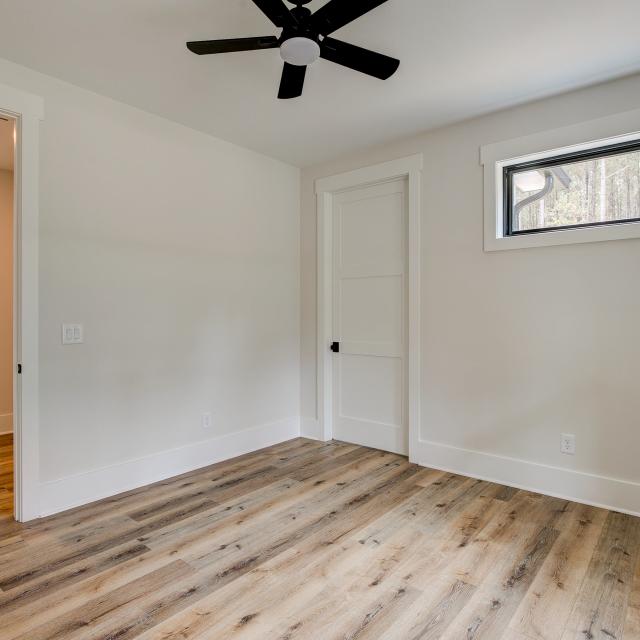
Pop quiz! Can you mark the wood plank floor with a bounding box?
[0,432,13,515]
[0,438,639,639]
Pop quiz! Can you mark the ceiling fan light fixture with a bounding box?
[279,37,320,66]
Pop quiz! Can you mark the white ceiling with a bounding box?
[0,117,14,171]
[0,0,640,166]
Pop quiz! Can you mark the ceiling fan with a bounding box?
[187,0,399,99]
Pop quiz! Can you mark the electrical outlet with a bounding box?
[560,433,576,455]
[201,413,212,429]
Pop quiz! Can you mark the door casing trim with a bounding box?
[315,154,423,457]
[0,82,44,522]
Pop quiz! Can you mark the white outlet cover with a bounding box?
[561,433,576,455]
[202,413,212,429]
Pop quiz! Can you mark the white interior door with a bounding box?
[332,178,408,455]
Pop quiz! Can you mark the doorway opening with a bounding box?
[0,113,15,520]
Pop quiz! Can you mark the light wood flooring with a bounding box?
[0,438,639,639]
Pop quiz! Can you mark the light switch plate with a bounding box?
[62,324,83,345]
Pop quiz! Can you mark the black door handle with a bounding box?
[330,342,340,353]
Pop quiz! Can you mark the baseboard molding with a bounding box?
[411,438,640,517]
[39,416,301,518]
[36,422,640,519]
[0,413,13,433]
[300,417,326,441]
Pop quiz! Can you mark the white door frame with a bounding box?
[0,82,44,522]
[315,154,423,458]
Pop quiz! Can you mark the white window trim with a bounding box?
[482,108,640,251]
[314,154,423,460]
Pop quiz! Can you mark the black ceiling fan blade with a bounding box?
[251,0,297,27]
[320,37,399,80]
[311,0,389,35]
[278,63,306,99]
[187,36,279,55]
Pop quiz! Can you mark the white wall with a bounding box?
[3,54,640,517]
[301,73,640,514]
[0,58,300,513]
[0,169,12,434]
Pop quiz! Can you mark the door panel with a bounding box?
[340,355,403,426]
[332,178,408,455]
[340,275,402,347]
[340,200,404,267]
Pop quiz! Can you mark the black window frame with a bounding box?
[503,138,640,237]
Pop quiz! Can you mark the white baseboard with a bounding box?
[300,417,326,441]
[411,438,640,517]
[39,416,301,518]
[36,421,640,520]
[0,413,13,434]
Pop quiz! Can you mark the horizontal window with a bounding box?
[504,139,640,236]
